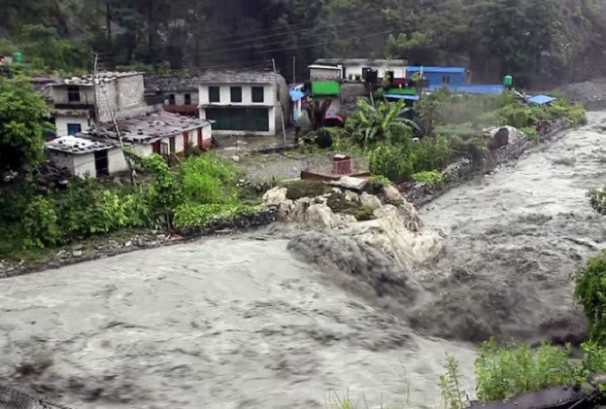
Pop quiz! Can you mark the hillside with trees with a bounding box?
[2,0,606,85]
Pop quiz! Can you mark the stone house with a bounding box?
[144,75,199,116]
[45,135,129,178]
[49,71,158,137]
[198,70,289,136]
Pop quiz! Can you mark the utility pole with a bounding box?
[273,58,287,146]
[292,56,296,84]
[101,86,135,185]
[92,51,100,133]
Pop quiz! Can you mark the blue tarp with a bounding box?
[289,89,305,101]
[527,95,557,105]
[428,84,505,94]
[384,94,420,101]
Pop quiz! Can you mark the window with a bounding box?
[442,75,451,84]
[67,86,80,102]
[230,86,242,103]
[208,87,220,103]
[67,123,82,135]
[168,94,176,105]
[184,93,192,105]
[252,87,264,103]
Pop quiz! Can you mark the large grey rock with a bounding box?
[329,176,368,192]
[262,186,288,205]
[360,192,382,210]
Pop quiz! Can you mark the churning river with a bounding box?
[2,113,606,409]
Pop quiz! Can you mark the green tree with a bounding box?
[0,76,49,177]
[574,251,606,343]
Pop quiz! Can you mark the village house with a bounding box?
[45,135,129,178]
[49,71,158,137]
[197,70,289,136]
[144,75,199,116]
[81,111,213,158]
[311,58,408,82]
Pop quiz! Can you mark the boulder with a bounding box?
[262,186,288,205]
[360,192,383,210]
[329,176,368,192]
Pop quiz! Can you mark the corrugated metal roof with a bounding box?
[406,66,466,74]
[46,135,115,155]
[428,84,504,95]
[315,58,407,66]
[385,94,420,101]
[527,95,557,105]
[197,70,281,85]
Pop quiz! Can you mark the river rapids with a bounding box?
[2,113,606,408]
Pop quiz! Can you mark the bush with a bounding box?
[180,153,237,204]
[173,202,263,230]
[413,170,444,187]
[573,251,606,343]
[23,196,60,248]
[369,143,414,182]
[520,127,540,143]
[588,188,606,215]
[366,175,390,195]
[474,339,574,402]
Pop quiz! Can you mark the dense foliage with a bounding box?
[2,0,606,84]
[574,251,606,344]
[0,76,49,177]
[0,152,259,256]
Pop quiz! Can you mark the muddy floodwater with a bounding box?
[2,113,606,408]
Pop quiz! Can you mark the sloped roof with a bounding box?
[60,71,142,86]
[406,66,466,74]
[144,75,200,92]
[196,70,280,85]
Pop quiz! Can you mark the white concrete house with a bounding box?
[82,111,213,158]
[49,71,157,137]
[198,70,289,136]
[144,75,200,116]
[313,58,408,81]
[46,136,129,178]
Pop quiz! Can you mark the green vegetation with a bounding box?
[573,251,606,344]
[0,152,263,259]
[0,76,50,177]
[413,170,445,188]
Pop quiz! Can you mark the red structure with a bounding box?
[332,154,352,175]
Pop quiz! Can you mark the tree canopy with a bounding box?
[0,76,49,177]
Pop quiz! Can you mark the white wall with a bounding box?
[198,84,275,106]
[108,148,130,174]
[343,63,406,79]
[73,153,97,178]
[169,92,199,106]
[55,116,90,137]
[131,143,153,158]
[47,151,76,174]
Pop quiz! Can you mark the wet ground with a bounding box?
[2,114,606,408]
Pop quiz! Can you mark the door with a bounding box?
[94,150,109,176]
[67,123,82,135]
[152,141,161,154]
[197,129,203,149]
[169,137,176,154]
[183,132,189,151]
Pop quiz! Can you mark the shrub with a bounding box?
[474,339,573,402]
[568,104,588,126]
[588,188,606,215]
[573,251,606,343]
[413,170,444,187]
[23,196,60,248]
[366,175,390,195]
[180,153,237,204]
[369,143,414,182]
[520,127,540,143]
[173,202,263,230]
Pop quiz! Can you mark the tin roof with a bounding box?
[144,75,200,92]
[46,135,115,155]
[406,66,466,74]
[315,58,407,66]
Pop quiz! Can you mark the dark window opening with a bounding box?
[67,86,80,102]
[184,93,192,105]
[169,137,176,154]
[209,87,220,103]
[168,94,176,105]
[67,123,82,135]
[442,75,450,84]
[230,86,242,103]
[252,87,264,103]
